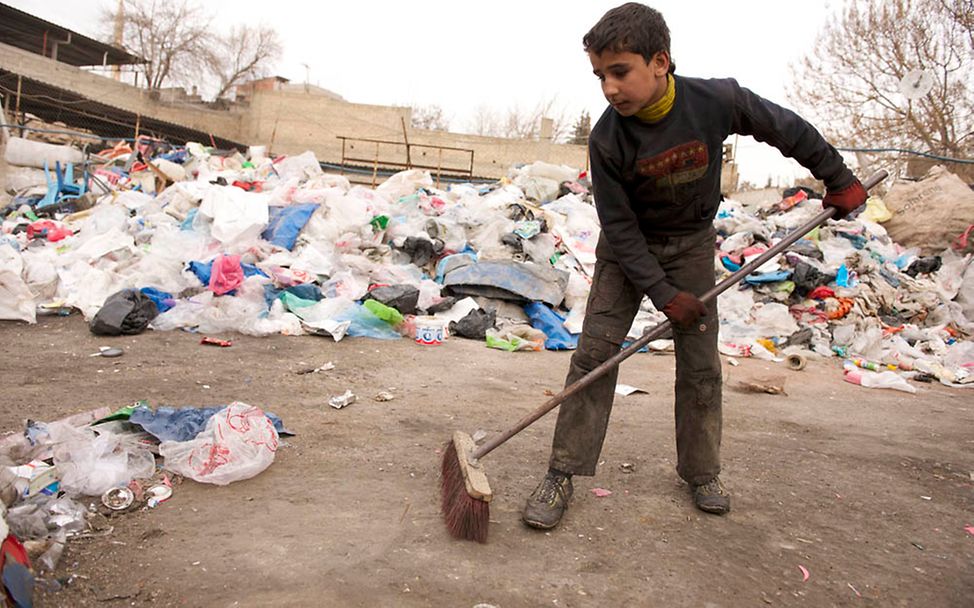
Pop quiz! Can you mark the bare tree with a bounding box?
[568,110,591,145]
[941,0,974,47]
[789,0,974,158]
[411,104,450,131]
[467,104,500,137]
[465,98,571,141]
[106,0,215,91]
[210,25,282,100]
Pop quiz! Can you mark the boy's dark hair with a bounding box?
[583,3,676,73]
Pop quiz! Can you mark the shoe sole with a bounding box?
[522,515,561,530]
[695,503,731,515]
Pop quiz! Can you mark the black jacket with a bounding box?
[589,75,854,308]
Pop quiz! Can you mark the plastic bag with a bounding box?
[89,288,159,335]
[843,364,917,393]
[48,423,156,496]
[262,203,319,250]
[159,402,279,485]
[198,185,269,244]
[0,246,36,323]
[209,254,245,295]
[524,302,578,350]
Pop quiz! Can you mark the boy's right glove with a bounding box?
[662,291,707,329]
[823,178,867,220]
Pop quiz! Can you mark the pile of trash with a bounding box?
[0,400,287,599]
[0,137,972,390]
[1,138,597,351]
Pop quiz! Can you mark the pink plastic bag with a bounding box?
[209,254,244,295]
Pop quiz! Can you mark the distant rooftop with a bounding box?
[0,2,145,67]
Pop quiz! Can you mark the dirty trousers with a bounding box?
[549,227,722,486]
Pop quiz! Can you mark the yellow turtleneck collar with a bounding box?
[634,74,675,123]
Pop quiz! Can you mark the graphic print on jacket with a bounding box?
[636,140,709,192]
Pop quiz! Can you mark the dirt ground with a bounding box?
[1,315,972,607]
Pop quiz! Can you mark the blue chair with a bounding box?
[36,160,88,211]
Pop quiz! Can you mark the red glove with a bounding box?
[662,291,707,329]
[823,178,867,220]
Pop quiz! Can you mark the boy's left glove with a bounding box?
[662,291,707,329]
[823,178,867,220]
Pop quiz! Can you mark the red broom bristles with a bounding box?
[441,439,490,543]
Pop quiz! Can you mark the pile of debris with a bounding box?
[0,400,288,601]
[0,138,972,388]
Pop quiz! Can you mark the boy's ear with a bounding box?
[650,51,671,76]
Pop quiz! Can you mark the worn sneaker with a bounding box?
[692,476,731,515]
[522,471,574,529]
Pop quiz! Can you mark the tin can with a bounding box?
[101,487,135,511]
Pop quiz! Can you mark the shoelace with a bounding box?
[699,478,725,495]
[538,476,567,503]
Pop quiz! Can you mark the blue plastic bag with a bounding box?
[139,287,175,313]
[334,303,402,340]
[744,270,792,285]
[524,302,578,350]
[262,204,319,250]
[130,404,292,442]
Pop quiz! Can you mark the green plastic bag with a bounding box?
[363,299,403,326]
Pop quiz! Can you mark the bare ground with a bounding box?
[1,315,972,607]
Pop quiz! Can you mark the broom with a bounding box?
[442,170,888,542]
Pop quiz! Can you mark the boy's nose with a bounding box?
[602,80,619,98]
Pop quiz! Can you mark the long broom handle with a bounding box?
[471,170,888,461]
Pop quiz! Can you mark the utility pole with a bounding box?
[113,0,124,81]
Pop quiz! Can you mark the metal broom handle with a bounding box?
[471,169,888,461]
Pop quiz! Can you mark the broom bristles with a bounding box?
[441,439,490,543]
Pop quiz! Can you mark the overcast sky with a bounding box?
[9,0,844,186]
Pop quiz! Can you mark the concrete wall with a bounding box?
[240,89,589,179]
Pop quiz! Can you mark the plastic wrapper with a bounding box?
[159,402,279,485]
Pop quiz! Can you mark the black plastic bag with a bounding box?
[90,289,159,336]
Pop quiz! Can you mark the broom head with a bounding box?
[441,431,492,542]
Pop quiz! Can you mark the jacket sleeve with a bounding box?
[590,140,679,309]
[727,79,854,190]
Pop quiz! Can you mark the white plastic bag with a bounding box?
[198,186,269,244]
[48,423,156,496]
[0,245,35,323]
[159,402,279,485]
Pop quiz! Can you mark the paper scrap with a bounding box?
[847,583,861,597]
[614,384,647,397]
[591,488,612,498]
[965,525,974,536]
[798,565,810,582]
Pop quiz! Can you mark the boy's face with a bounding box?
[589,49,670,117]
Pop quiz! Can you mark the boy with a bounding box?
[522,2,866,529]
